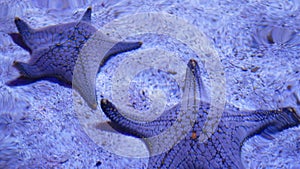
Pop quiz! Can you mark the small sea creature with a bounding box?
[101,59,300,169]
[253,26,296,46]
[6,7,142,109]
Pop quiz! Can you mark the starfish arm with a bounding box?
[12,61,42,78]
[80,7,92,23]
[5,61,44,86]
[14,17,34,42]
[100,99,180,138]
[13,14,97,53]
[100,41,143,67]
[223,107,300,143]
[107,41,143,56]
[12,17,60,51]
[8,33,32,54]
[5,76,37,86]
[186,59,209,102]
[7,56,72,87]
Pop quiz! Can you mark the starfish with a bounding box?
[100,59,300,169]
[6,7,142,109]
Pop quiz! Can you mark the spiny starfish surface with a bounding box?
[100,59,300,169]
[6,7,142,109]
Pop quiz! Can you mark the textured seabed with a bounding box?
[0,0,300,168]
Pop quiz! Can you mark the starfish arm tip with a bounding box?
[81,7,92,22]
[14,17,21,21]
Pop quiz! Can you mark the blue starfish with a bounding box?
[100,59,300,169]
[6,7,142,109]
